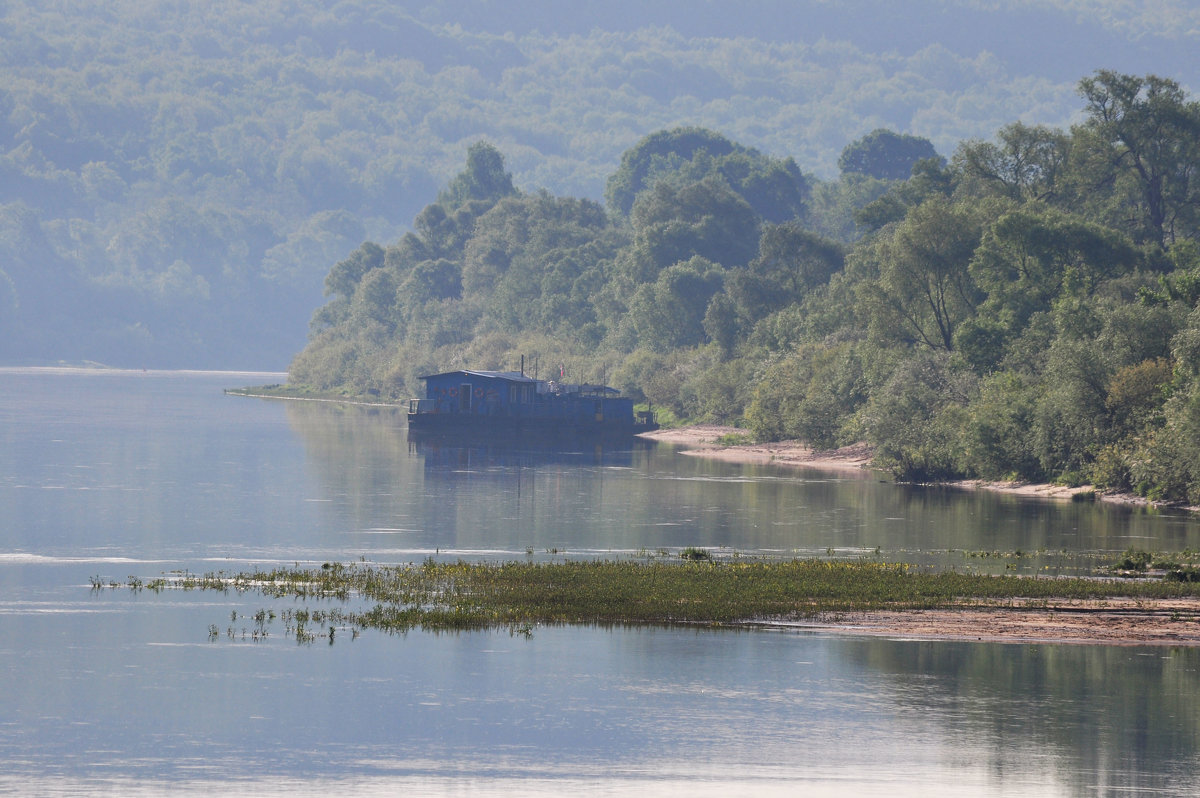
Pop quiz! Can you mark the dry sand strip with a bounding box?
[758,598,1200,646]
[639,425,874,473]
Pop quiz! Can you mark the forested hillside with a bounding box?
[294,71,1200,504]
[3,0,1198,368]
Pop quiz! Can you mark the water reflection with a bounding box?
[281,400,1200,568]
[409,431,641,470]
[846,638,1200,796]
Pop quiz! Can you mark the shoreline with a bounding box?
[776,598,1200,646]
[640,425,1196,512]
[638,425,875,473]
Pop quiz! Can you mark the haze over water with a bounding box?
[3,368,1200,796]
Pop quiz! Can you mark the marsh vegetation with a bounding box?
[99,555,1200,643]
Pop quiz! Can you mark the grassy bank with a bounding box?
[135,559,1200,640]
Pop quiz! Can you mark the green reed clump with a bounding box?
[1113,548,1154,572]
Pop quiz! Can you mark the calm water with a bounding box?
[4,368,1200,796]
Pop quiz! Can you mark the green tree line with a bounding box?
[293,71,1200,505]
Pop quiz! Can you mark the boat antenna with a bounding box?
[520,355,525,377]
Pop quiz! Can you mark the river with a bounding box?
[3,368,1200,796]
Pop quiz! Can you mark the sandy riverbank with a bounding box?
[639,425,875,473]
[639,425,1176,509]
[776,597,1200,646]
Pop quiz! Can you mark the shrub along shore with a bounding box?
[137,558,1200,646]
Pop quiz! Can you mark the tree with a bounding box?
[1075,71,1200,248]
[725,223,843,325]
[955,122,1071,203]
[437,141,518,209]
[398,258,462,313]
[627,257,725,351]
[605,127,738,217]
[965,205,1140,360]
[624,176,760,283]
[605,127,809,222]
[324,241,385,300]
[853,157,955,233]
[860,352,975,481]
[745,341,866,447]
[857,197,982,351]
[839,129,941,181]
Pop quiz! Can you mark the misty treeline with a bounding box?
[295,71,1200,504]
[7,0,1197,367]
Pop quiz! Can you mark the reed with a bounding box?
[172,558,1200,638]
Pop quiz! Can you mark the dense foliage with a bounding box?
[5,0,1198,368]
[295,71,1200,505]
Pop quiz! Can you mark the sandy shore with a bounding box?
[639,425,1186,510]
[639,425,875,473]
[771,597,1200,647]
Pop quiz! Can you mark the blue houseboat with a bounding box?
[407,369,658,438]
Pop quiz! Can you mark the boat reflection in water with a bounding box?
[406,427,646,472]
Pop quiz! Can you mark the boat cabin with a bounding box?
[412,370,538,416]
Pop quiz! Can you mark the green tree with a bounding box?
[324,241,385,301]
[839,129,941,181]
[746,341,866,447]
[623,176,760,283]
[853,157,956,233]
[1074,71,1200,248]
[860,352,975,481]
[960,370,1044,480]
[397,258,462,317]
[857,197,982,352]
[959,205,1140,370]
[605,127,808,223]
[437,141,518,209]
[605,127,739,217]
[954,122,1071,203]
[627,257,725,351]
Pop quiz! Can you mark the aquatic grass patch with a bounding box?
[1108,548,1200,576]
[156,558,1200,641]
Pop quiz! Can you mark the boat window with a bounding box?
[460,383,471,411]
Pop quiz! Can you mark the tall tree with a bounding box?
[955,122,1071,203]
[1075,71,1200,248]
[857,197,982,352]
[437,141,519,210]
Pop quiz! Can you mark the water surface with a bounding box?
[3,368,1199,796]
